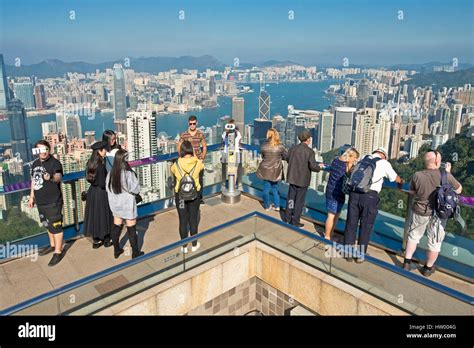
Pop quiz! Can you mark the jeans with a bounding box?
[263,180,280,209]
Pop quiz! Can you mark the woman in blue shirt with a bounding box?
[324,147,359,240]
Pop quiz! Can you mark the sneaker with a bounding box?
[354,257,365,264]
[132,251,145,259]
[402,259,413,271]
[103,238,113,248]
[294,223,304,228]
[191,242,201,252]
[92,240,103,249]
[420,265,435,277]
[181,246,189,254]
[264,206,272,211]
[114,248,124,259]
[38,246,55,256]
[48,252,64,267]
[272,205,280,211]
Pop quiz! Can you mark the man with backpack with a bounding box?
[403,150,462,277]
[171,140,204,253]
[344,148,404,263]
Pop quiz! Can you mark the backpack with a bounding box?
[346,155,381,193]
[433,169,459,220]
[175,160,198,201]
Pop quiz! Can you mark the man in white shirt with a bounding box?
[343,148,404,262]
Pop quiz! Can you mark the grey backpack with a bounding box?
[346,155,381,193]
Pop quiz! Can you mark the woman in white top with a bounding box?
[106,149,144,259]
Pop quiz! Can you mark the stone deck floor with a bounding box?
[0,193,472,312]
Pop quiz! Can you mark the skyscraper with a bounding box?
[34,84,47,110]
[259,89,271,119]
[14,82,35,110]
[334,107,356,148]
[357,78,369,100]
[41,121,57,137]
[318,110,334,153]
[253,118,272,146]
[113,64,127,120]
[389,123,401,159]
[0,54,9,110]
[354,109,376,157]
[209,75,216,97]
[66,115,83,139]
[7,99,32,164]
[232,96,245,135]
[127,111,167,197]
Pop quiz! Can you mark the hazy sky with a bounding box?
[1,0,473,66]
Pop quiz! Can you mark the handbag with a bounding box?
[123,187,142,204]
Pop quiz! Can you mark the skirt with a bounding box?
[83,186,113,239]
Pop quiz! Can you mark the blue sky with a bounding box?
[1,0,473,66]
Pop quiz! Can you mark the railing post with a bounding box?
[402,193,414,253]
[69,180,80,233]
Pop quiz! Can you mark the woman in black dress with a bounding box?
[83,141,113,248]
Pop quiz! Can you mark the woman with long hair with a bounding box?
[324,146,360,240]
[102,130,121,173]
[256,128,288,211]
[83,141,113,248]
[106,149,144,259]
[171,140,204,254]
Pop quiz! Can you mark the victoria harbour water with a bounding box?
[0,81,338,144]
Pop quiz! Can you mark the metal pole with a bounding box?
[402,193,414,252]
[69,180,80,233]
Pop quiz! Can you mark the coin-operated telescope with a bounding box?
[221,123,241,204]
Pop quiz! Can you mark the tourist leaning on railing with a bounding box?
[343,148,404,263]
[171,140,205,254]
[284,130,324,227]
[324,146,360,240]
[106,149,144,259]
[28,140,65,266]
[256,128,288,212]
[83,141,113,249]
[403,150,462,277]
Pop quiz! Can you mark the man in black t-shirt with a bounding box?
[28,140,65,266]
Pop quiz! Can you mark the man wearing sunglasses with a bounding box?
[178,115,207,204]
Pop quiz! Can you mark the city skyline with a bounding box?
[1,0,473,66]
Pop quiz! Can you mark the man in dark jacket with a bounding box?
[284,130,324,227]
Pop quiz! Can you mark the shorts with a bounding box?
[407,213,446,252]
[37,201,64,234]
[326,197,344,214]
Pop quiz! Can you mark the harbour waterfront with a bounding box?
[0,81,337,143]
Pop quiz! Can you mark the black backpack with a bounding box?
[176,161,198,201]
[346,155,381,193]
[434,169,459,220]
